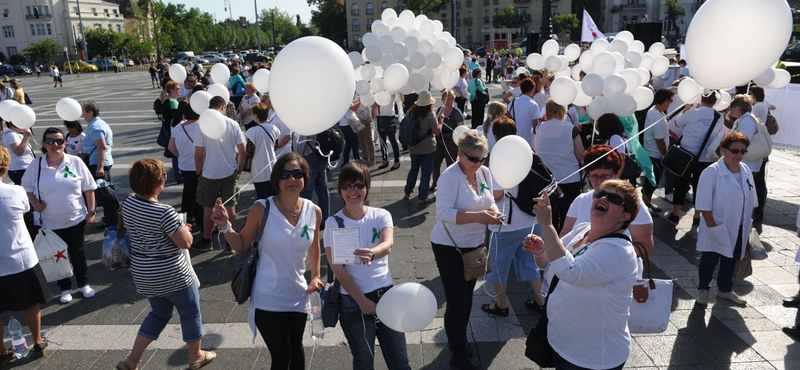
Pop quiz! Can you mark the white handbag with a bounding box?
[628,243,675,334]
[33,228,74,283]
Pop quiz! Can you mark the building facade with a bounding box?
[0,0,125,61]
[598,0,705,45]
[345,0,573,51]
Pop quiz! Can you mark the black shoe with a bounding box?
[32,341,48,358]
[645,203,662,213]
[525,299,544,313]
[783,296,800,308]
[784,326,800,341]
[450,355,480,370]
[667,213,680,223]
[481,302,509,317]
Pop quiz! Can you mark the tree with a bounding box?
[552,13,579,35]
[403,0,447,13]
[260,8,301,46]
[664,0,685,41]
[492,5,529,29]
[23,38,60,64]
[85,28,125,59]
[308,0,345,47]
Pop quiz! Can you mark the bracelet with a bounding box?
[219,222,233,234]
[533,251,546,258]
[370,251,375,261]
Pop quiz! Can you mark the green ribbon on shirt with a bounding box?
[372,227,379,244]
[480,182,490,193]
[747,178,754,191]
[301,224,310,240]
[63,165,76,178]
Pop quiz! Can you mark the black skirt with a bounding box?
[0,264,54,312]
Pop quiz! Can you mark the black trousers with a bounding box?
[673,161,713,207]
[432,242,478,356]
[753,159,767,218]
[179,170,203,228]
[254,310,307,370]
[53,220,88,291]
[89,164,119,226]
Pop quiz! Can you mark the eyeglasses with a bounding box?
[44,138,66,145]
[280,169,305,180]
[589,173,613,181]
[594,189,625,206]
[464,153,488,163]
[341,183,366,191]
[726,148,748,155]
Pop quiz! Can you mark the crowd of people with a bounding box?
[0,47,798,370]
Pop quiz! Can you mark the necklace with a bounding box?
[277,196,301,222]
[466,175,477,187]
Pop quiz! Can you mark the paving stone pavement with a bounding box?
[3,73,800,369]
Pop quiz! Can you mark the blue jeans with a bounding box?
[300,153,330,222]
[171,157,184,182]
[404,152,434,199]
[486,226,540,285]
[341,125,360,165]
[339,292,410,370]
[139,281,202,343]
[698,224,743,293]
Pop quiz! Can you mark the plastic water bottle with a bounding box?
[308,292,325,340]
[96,178,110,188]
[8,316,28,359]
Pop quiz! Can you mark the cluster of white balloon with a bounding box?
[350,8,463,108]
[0,100,36,129]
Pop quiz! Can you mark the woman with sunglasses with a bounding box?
[523,179,640,370]
[323,162,410,370]
[403,91,440,204]
[22,127,97,304]
[534,99,584,233]
[117,159,215,370]
[560,145,654,255]
[694,131,757,306]
[213,152,323,370]
[430,129,502,370]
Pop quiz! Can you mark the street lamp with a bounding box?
[76,0,88,60]
[254,0,261,52]
[224,0,235,49]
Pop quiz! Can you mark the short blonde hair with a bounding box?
[457,129,488,156]
[545,98,567,121]
[599,179,640,230]
[441,89,456,100]
[245,82,256,93]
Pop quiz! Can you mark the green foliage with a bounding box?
[260,8,301,46]
[308,0,345,47]
[403,0,448,13]
[492,4,529,29]
[85,28,125,59]
[23,38,60,64]
[552,14,579,34]
[664,0,685,37]
[9,54,26,65]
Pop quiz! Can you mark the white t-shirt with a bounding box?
[195,116,245,179]
[606,134,631,155]
[752,101,769,125]
[566,190,653,235]
[642,107,667,159]
[533,92,550,117]
[21,155,98,230]
[171,121,201,171]
[239,94,260,124]
[676,106,726,163]
[65,133,85,156]
[323,207,394,295]
[455,77,469,100]
[430,163,496,247]
[245,122,281,183]
[509,95,540,147]
[268,110,293,158]
[2,130,34,171]
[508,86,522,99]
[0,183,37,277]
[733,112,763,173]
[546,222,638,369]
[489,176,536,232]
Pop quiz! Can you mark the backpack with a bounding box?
[315,124,343,162]
[765,113,779,135]
[153,98,162,120]
[505,154,563,223]
[742,116,773,161]
[398,114,430,147]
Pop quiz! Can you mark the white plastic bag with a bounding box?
[34,228,73,283]
[748,228,768,261]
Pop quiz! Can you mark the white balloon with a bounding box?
[446,70,459,88]
[430,76,445,91]
[0,100,19,120]
[409,52,426,70]
[372,20,389,35]
[444,47,463,71]
[639,53,654,70]
[571,64,583,81]
[398,59,412,73]
[579,51,595,72]
[452,125,469,145]
[9,105,35,129]
[383,63,410,92]
[348,51,364,69]
[612,94,638,116]
[648,42,666,57]
[398,10,415,30]
[650,56,670,77]
[612,52,625,74]
[419,20,435,39]
[526,53,545,70]
[434,39,449,55]
[554,66,571,77]
[541,39,560,58]
[210,63,230,86]
[365,45,383,63]
[770,68,791,88]
[609,39,629,55]
[625,51,642,68]
[615,30,634,45]
[408,73,427,90]
[56,98,82,121]
[438,69,452,88]
[370,78,385,94]
[363,33,379,47]
[198,109,226,140]
[619,69,642,94]
[543,55,562,72]
[591,38,610,55]
[375,283,437,333]
[420,67,435,84]
[361,64,377,80]
[207,83,230,104]
[418,39,434,54]
[587,96,614,120]
[390,27,407,43]
[686,0,792,89]
[603,74,628,97]
[381,8,397,22]
[753,68,776,86]
[190,91,213,115]
[270,36,356,136]
[403,36,420,54]
[379,35,395,54]
[379,54,396,69]
[636,68,651,86]
[573,82,593,106]
[633,86,655,110]
[392,42,408,60]
[713,91,732,111]
[361,92,376,107]
[592,51,617,77]
[581,73,605,97]
[630,40,645,53]
[677,78,702,104]
[490,135,533,189]
[386,16,400,30]
[432,20,444,34]
[550,76,578,106]
[516,67,528,76]
[564,44,581,62]
[169,64,187,84]
[425,52,443,69]
[375,91,392,106]
[252,69,270,93]
[356,80,371,96]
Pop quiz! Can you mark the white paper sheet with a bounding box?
[331,227,362,265]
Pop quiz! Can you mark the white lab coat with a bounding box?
[695,159,757,259]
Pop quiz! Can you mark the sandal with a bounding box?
[481,302,509,317]
[189,350,217,370]
[525,299,544,312]
[378,161,389,169]
[391,162,401,170]
[32,342,48,358]
[418,198,431,204]
[116,360,138,370]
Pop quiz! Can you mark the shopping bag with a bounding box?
[747,228,768,260]
[33,228,73,283]
[628,243,674,333]
[102,226,131,272]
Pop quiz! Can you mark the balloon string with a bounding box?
[220,140,280,207]
[294,136,338,168]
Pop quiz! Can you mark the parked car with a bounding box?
[13,65,32,75]
[244,52,270,62]
[63,61,99,73]
[93,58,118,69]
[123,59,135,66]
[0,64,15,75]
[202,55,226,63]
[784,43,800,62]
[175,56,209,64]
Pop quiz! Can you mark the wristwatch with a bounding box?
[87,210,97,215]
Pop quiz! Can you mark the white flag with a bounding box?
[581,9,606,42]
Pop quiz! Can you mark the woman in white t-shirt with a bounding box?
[169,104,202,226]
[2,122,34,185]
[63,120,85,156]
[323,162,410,370]
[244,102,281,199]
[238,82,260,129]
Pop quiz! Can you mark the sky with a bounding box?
[166,0,316,24]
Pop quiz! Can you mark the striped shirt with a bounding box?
[121,195,193,297]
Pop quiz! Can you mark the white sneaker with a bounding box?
[78,285,95,298]
[717,291,747,305]
[664,193,674,203]
[60,290,73,304]
[695,290,709,306]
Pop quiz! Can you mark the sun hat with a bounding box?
[416,90,435,106]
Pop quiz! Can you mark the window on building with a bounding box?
[94,23,102,29]
[467,29,473,42]
[26,6,32,15]
[30,24,35,36]
[353,35,361,49]
[2,25,13,38]
[92,8,97,15]
[352,19,360,31]
[467,0,472,6]
[484,0,489,5]
[6,47,16,56]
[396,0,404,12]
[3,9,8,18]
[107,24,112,30]
[551,6,559,16]
[73,7,78,14]
[367,18,373,29]
[351,3,359,15]
[381,2,388,11]
[46,23,52,35]
[104,9,109,16]
[366,3,374,15]
[116,24,121,32]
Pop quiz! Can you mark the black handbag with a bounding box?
[321,215,345,328]
[661,111,720,179]
[230,198,271,305]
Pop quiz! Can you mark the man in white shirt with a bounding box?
[194,96,246,250]
[508,79,540,150]
[641,88,674,212]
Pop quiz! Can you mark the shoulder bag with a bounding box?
[321,215,345,328]
[628,242,675,333]
[442,223,491,281]
[661,111,720,179]
[231,198,271,304]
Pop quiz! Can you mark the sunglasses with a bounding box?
[725,148,748,155]
[594,189,625,206]
[280,169,305,180]
[464,153,488,163]
[341,183,366,191]
[45,138,66,145]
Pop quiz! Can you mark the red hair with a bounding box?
[583,145,624,174]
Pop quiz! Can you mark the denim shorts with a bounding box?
[486,225,541,285]
[139,281,203,343]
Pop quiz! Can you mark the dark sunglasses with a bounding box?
[726,148,748,155]
[280,169,305,180]
[465,153,488,163]
[341,183,366,191]
[45,138,66,145]
[594,189,625,206]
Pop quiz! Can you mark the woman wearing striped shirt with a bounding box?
[117,159,215,370]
